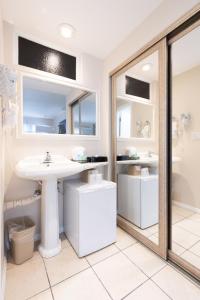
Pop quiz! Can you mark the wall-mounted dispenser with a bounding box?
[180,113,191,128]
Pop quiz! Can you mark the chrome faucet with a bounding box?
[43,152,52,164]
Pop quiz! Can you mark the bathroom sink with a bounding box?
[15,155,83,180]
[15,154,108,259]
[15,155,85,258]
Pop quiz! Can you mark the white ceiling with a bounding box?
[2,0,163,59]
[126,51,158,82]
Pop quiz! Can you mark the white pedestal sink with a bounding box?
[15,155,85,258]
[15,155,108,258]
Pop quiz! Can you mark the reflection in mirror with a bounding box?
[117,99,153,138]
[171,25,200,269]
[22,76,96,135]
[116,50,159,245]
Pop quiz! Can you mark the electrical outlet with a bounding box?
[191,132,200,140]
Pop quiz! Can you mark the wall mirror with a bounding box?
[169,21,200,277]
[116,51,157,140]
[112,39,167,258]
[19,75,97,136]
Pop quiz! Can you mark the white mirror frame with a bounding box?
[16,68,100,140]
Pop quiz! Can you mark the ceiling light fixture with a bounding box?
[59,23,75,38]
[142,63,152,72]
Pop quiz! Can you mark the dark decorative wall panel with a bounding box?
[125,76,150,100]
[18,37,76,80]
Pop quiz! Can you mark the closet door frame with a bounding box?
[111,38,168,259]
[167,16,200,281]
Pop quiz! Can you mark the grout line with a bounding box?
[148,278,173,300]
[87,250,122,267]
[26,288,51,300]
[175,223,200,238]
[86,257,114,300]
[50,265,91,288]
[167,261,200,288]
[41,256,55,300]
[121,278,150,300]
[85,247,120,267]
[115,241,138,252]
[121,244,167,279]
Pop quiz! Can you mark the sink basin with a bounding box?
[15,155,83,180]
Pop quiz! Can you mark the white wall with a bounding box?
[172,66,200,210]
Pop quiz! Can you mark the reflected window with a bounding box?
[71,93,96,135]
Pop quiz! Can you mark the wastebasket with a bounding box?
[6,216,36,264]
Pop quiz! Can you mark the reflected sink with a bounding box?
[16,155,83,180]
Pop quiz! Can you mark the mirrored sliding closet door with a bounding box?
[112,39,167,258]
[169,19,200,279]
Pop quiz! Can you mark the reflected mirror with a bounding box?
[115,49,160,246]
[171,25,200,270]
[22,76,97,135]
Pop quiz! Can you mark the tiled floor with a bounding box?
[129,204,200,266]
[5,226,200,300]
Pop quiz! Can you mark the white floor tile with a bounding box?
[44,246,89,286]
[190,241,200,256]
[29,289,53,300]
[86,244,119,265]
[172,211,185,224]
[172,206,194,218]
[172,225,199,249]
[5,252,49,300]
[93,252,147,300]
[188,213,200,223]
[176,219,200,237]
[181,251,200,269]
[171,242,186,255]
[123,243,166,277]
[124,279,170,300]
[52,268,111,300]
[115,227,137,250]
[152,265,200,300]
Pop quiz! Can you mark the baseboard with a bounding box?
[0,256,7,300]
[173,200,200,214]
[34,226,64,241]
